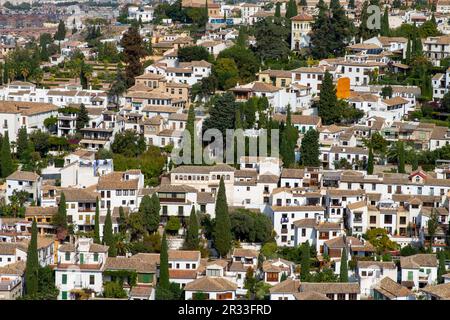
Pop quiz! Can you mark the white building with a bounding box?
[55,238,108,300]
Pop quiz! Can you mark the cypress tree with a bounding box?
[149,193,161,233]
[76,103,89,130]
[54,20,66,41]
[17,127,29,162]
[437,251,446,283]
[53,192,68,229]
[406,38,412,64]
[103,207,116,257]
[300,128,320,166]
[186,104,196,164]
[380,6,390,36]
[214,177,232,257]
[94,197,100,244]
[285,0,298,19]
[300,241,310,281]
[275,2,281,17]
[280,105,298,168]
[397,141,406,173]
[185,206,199,250]
[317,71,339,125]
[159,232,170,290]
[340,247,348,282]
[1,131,13,178]
[25,219,39,296]
[367,147,374,174]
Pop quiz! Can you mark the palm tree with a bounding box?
[21,66,29,82]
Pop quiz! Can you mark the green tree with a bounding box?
[380,6,390,36]
[53,192,68,230]
[120,26,147,88]
[140,194,161,234]
[177,45,211,62]
[397,141,406,173]
[185,206,199,250]
[300,241,310,281]
[213,58,239,90]
[300,128,320,166]
[159,232,170,290]
[54,20,66,41]
[340,247,348,282]
[25,219,39,296]
[203,92,237,143]
[16,127,30,162]
[1,132,14,178]
[103,207,117,257]
[367,147,374,174]
[437,251,446,283]
[165,216,181,235]
[254,17,290,61]
[275,2,281,17]
[285,0,298,19]
[280,105,298,168]
[317,71,339,125]
[94,197,100,244]
[214,177,232,257]
[76,103,89,130]
[217,45,260,84]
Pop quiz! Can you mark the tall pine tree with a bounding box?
[184,206,199,250]
[1,131,13,178]
[380,6,390,36]
[94,197,100,244]
[300,128,320,166]
[317,71,340,124]
[214,177,232,258]
[103,207,116,257]
[53,192,68,229]
[300,241,311,281]
[367,147,374,174]
[340,247,348,282]
[159,232,170,290]
[25,219,39,296]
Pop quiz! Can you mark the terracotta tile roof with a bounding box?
[281,168,305,178]
[347,201,366,210]
[105,256,157,273]
[257,174,279,184]
[269,278,301,293]
[357,261,396,269]
[374,277,412,299]
[97,172,139,190]
[0,101,57,116]
[25,206,58,217]
[421,283,450,299]
[0,243,19,255]
[232,248,258,258]
[168,250,200,261]
[156,184,197,193]
[315,222,341,231]
[130,285,154,297]
[169,269,198,279]
[60,188,99,202]
[294,291,330,300]
[400,254,438,269]
[171,164,235,174]
[382,96,409,106]
[272,205,325,212]
[293,218,318,228]
[272,114,321,126]
[0,261,26,276]
[185,276,237,292]
[197,192,215,204]
[300,282,360,294]
[6,171,39,181]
